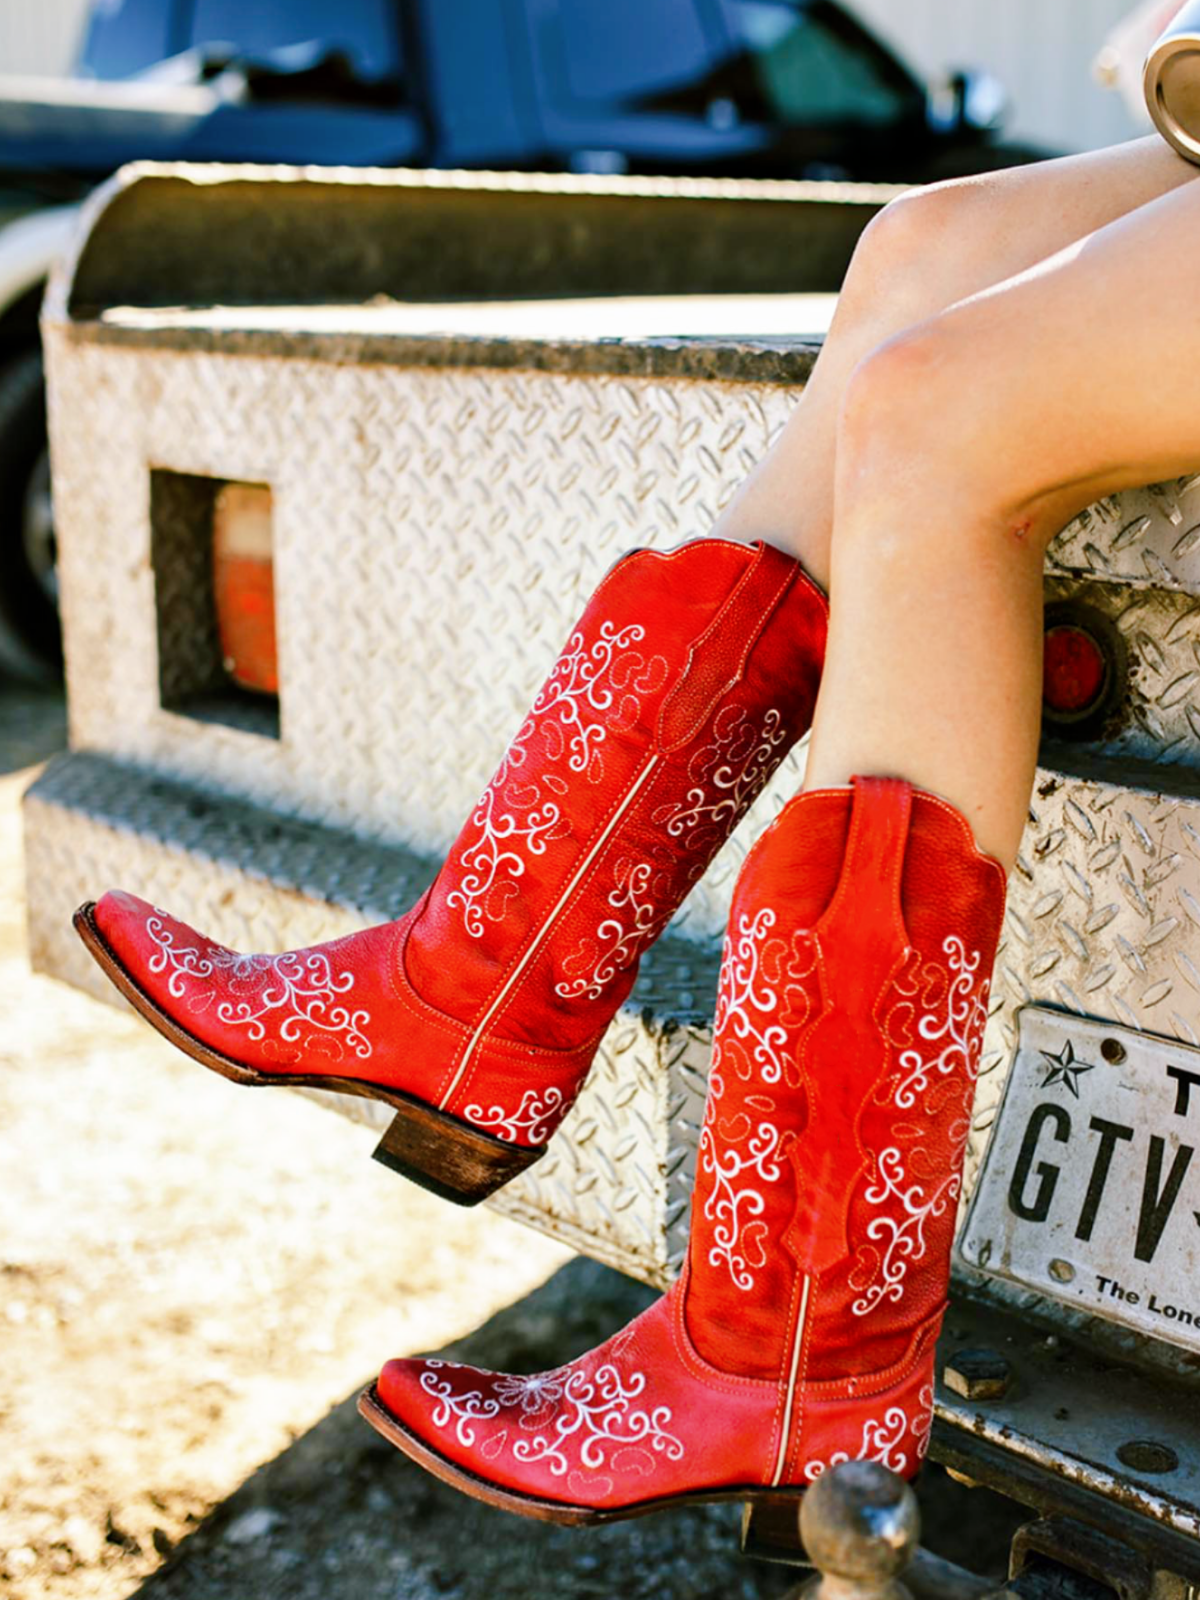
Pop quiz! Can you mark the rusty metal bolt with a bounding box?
[942,1348,1012,1402]
[799,1460,920,1600]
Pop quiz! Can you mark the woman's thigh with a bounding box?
[842,168,1200,537]
[831,135,1199,335]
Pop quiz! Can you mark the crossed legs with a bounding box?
[714,135,1200,863]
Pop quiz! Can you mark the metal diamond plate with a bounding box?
[974,768,1200,1198]
[1047,473,1200,592]
[1044,577,1200,766]
[44,330,808,947]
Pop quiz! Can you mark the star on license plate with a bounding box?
[960,1007,1200,1352]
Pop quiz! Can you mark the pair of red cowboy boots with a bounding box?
[77,536,1006,1550]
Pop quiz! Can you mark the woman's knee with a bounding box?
[837,321,964,464]
[834,318,1055,547]
[839,178,994,329]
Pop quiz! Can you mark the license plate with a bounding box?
[960,1007,1200,1353]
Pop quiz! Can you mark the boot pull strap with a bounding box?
[815,776,911,961]
[656,541,798,753]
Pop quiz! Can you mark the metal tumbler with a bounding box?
[1145,0,1200,163]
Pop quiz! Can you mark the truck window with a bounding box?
[190,0,403,83]
[715,0,918,125]
[554,0,715,104]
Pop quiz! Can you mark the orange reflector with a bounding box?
[212,483,278,695]
[1043,623,1106,715]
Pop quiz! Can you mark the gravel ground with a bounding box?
[0,684,1022,1600]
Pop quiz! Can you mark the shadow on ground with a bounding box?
[129,1259,1023,1600]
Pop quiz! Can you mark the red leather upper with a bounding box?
[686,781,1007,1400]
[372,778,1007,1505]
[377,1275,942,1508]
[93,538,828,1146]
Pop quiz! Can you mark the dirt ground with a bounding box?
[0,684,1021,1600]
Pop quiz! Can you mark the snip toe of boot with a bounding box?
[376,1357,424,1422]
[369,1355,509,1489]
[91,888,219,980]
[93,887,159,954]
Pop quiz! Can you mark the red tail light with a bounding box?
[1040,600,1125,741]
[1043,623,1106,716]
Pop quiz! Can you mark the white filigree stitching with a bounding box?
[698,908,794,1291]
[418,1372,501,1449]
[851,1148,961,1318]
[509,1363,684,1478]
[554,857,669,1002]
[416,1351,684,1481]
[554,707,790,1004]
[851,937,991,1317]
[893,937,989,1110]
[804,1382,933,1482]
[446,621,666,939]
[655,706,788,847]
[145,914,372,1060]
[462,1086,566,1144]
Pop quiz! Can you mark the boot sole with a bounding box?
[72,901,545,1206]
[357,1381,810,1555]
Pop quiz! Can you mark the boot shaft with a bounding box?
[686,777,1007,1390]
[404,538,828,1122]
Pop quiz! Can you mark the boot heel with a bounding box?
[370,1100,545,1207]
[740,1492,807,1565]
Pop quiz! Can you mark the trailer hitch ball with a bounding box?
[798,1461,920,1600]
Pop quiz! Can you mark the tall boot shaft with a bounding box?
[686,777,1007,1388]
[405,538,828,1130]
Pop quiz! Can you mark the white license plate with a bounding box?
[960,1007,1200,1352]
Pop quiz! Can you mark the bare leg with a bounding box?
[715,136,1197,592]
[804,167,1200,865]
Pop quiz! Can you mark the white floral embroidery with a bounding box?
[445,783,569,941]
[804,1384,933,1482]
[418,1371,501,1448]
[145,913,372,1060]
[913,1381,935,1461]
[851,940,991,1317]
[554,708,791,1003]
[554,856,669,1002]
[462,1086,566,1144]
[698,909,796,1291]
[852,1148,961,1318]
[655,706,788,848]
[447,621,667,939]
[493,1369,570,1425]
[893,938,989,1110]
[145,914,218,997]
[415,1346,684,1482]
[509,1363,684,1479]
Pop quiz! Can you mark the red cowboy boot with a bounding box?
[75,538,827,1204]
[358,776,1007,1545]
